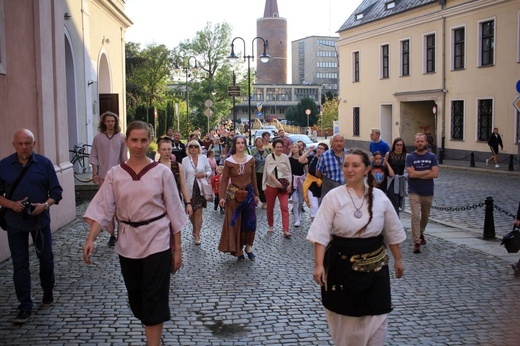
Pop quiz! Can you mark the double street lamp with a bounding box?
[228,36,270,145]
[174,56,199,137]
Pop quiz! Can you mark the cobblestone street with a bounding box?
[0,166,519,345]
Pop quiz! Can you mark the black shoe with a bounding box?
[108,235,117,247]
[42,291,54,307]
[12,310,31,324]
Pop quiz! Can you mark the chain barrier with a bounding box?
[431,203,484,212]
[430,202,515,219]
[494,204,517,219]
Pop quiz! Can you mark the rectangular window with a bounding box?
[353,107,360,136]
[353,51,359,82]
[477,99,493,141]
[381,44,389,78]
[426,34,435,73]
[0,0,6,74]
[450,100,464,140]
[401,40,410,76]
[453,27,465,70]
[480,20,494,66]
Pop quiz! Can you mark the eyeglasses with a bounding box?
[188,145,199,149]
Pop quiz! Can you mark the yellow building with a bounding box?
[337,0,520,161]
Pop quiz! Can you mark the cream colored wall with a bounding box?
[338,0,519,154]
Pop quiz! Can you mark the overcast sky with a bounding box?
[125,0,363,49]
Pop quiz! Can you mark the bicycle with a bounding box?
[69,144,92,183]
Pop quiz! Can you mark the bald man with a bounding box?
[0,129,63,324]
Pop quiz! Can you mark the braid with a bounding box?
[363,172,374,230]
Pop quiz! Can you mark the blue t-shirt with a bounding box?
[369,140,390,157]
[406,151,438,196]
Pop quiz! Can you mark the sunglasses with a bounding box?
[188,145,199,149]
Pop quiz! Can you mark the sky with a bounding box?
[125,0,364,50]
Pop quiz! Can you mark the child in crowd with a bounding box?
[207,149,217,179]
[211,166,224,214]
[370,151,389,193]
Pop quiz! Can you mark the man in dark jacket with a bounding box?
[486,127,503,168]
[0,129,63,324]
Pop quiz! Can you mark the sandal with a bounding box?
[237,255,245,262]
[283,231,292,239]
[245,251,256,261]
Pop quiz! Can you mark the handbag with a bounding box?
[501,227,520,253]
[0,164,31,230]
[272,153,291,193]
[199,179,214,202]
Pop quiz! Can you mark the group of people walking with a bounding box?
[3,114,512,346]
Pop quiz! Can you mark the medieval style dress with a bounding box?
[218,155,258,257]
[307,185,406,345]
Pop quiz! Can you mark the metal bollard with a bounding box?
[470,152,475,167]
[483,196,496,239]
[508,154,514,171]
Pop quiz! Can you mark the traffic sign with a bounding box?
[514,95,520,113]
[516,80,520,93]
[204,108,213,118]
[227,86,241,97]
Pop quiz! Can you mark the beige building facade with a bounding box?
[0,0,130,261]
[337,0,520,162]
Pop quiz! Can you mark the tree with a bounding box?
[285,97,319,127]
[175,22,235,133]
[320,95,339,129]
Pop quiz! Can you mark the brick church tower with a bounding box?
[256,0,287,84]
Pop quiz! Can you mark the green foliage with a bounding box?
[285,97,320,127]
[320,95,339,129]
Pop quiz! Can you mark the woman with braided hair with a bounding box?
[307,148,405,346]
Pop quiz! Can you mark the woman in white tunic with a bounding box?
[307,149,405,346]
[82,121,187,346]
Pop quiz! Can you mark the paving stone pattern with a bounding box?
[0,167,519,345]
[420,168,520,237]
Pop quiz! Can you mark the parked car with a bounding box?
[254,126,278,141]
[287,134,316,147]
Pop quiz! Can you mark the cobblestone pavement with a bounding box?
[0,166,519,345]
[419,165,520,237]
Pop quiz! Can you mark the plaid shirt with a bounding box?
[316,148,347,184]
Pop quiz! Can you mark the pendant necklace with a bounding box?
[346,185,365,219]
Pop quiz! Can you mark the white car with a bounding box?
[254,126,278,141]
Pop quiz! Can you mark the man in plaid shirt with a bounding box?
[315,134,347,203]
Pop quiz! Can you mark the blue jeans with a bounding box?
[7,223,55,311]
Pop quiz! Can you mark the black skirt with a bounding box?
[322,234,392,317]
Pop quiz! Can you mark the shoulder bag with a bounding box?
[0,164,31,230]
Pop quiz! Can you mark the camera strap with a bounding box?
[4,163,31,202]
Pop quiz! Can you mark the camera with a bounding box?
[21,201,34,219]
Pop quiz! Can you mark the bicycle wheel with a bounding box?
[73,154,93,182]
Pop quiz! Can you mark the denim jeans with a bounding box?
[7,223,55,311]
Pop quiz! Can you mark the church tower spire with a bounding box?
[263,0,279,18]
[257,0,287,84]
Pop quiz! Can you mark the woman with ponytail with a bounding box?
[306,148,405,346]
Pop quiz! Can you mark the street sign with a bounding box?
[227,86,241,97]
[205,99,213,108]
[514,95,520,113]
[204,108,213,118]
[516,80,520,93]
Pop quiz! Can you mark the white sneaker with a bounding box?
[485,159,489,165]
[495,164,500,168]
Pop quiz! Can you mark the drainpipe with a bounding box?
[439,8,447,163]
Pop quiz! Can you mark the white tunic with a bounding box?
[84,161,187,259]
[306,185,406,346]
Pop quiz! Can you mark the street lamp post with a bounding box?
[305,109,311,130]
[228,36,270,145]
[174,56,198,137]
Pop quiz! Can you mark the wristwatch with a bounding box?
[44,202,50,210]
